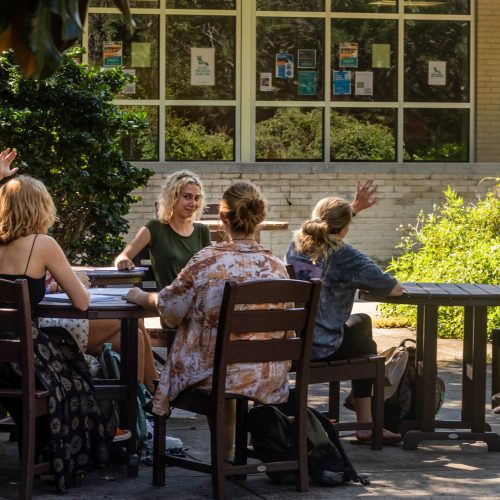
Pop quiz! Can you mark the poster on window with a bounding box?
[275,52,294,79]
[372,43,390,69]
[191,47,215,86]
[339,42,358,68]
[333,70,351,95]
[131,42,151,68]
[355,71,373,96]
[122,69,136,94]
[298,49,316,69]
[260,72,273,91]
[298,71,317,96]
[103,41,123,67]
[428,61,446,86]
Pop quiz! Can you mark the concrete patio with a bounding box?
[1,306,499,499]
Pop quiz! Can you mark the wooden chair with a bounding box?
[152,278,322,499]
[200,202,225,242]
[285,265,385,450]
[0,278,51,500]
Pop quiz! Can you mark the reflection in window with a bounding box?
[405,21,469,103]
[119,106,159,161]
[331,18,397,102]
[88,14,159,100]
[256,108,323,161]
[404,108,469,162]
[257,0,324,11]
[89,1,160,8]
[166,0,236,8]
[166,16,236,100]
[404,0,469,15]
[256,17,324,101]
[165,107,234,161]
[331,109,396,160]
[332,0,397,13]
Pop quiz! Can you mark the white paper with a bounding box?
[355,71,373,96]
[260,72,273,91]
[191,47,215,86]
[428,61,446,86]
[123,69,136,94]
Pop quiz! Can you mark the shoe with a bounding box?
[145,419,183,454]
[113,428,132,442]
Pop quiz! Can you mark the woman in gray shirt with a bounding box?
[285,195,403,444]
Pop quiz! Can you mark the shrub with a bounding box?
[0,48,153,264]
[381,185,500,338]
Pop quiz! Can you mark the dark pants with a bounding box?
[316,313,377,399]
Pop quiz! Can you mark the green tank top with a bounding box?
[145,219,211,289]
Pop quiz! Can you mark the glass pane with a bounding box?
[404,108,469,161]
[166,0,236,7]
[405,20,470,102]
[88,14,159,99]
[90,0,159,7]
[257,0,324,11]
[405,0,470,15]
[331,108,396,161]
[332,19,397,102]
[119,106,159,161]
[256,107,323,161]
[166,16,236,100]
[165,107,235,161]
[256,17,325,101]
[332,0,398,13]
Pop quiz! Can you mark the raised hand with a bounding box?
[0,148,18,180]
[351,179,378,215]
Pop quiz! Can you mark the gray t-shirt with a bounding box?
[285,241,397,360]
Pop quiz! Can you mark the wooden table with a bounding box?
[72,266,146,287]
[36,288,158,476]
[360,282,500,451]
[199,220,289,243]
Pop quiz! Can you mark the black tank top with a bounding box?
[0,235,46,314]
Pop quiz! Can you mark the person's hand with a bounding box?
[124,287,148,306]
[351,179,378,215]
[115,255,135,270]
[0,148,18,180]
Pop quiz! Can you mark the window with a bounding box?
[84,0,473,163]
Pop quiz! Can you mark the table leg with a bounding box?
[420,305,438,432]
[470,306,488,433]
[414,305,425,423]
[120,317,139,477]
[461,306,474,422]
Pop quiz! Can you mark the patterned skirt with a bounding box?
[0,325,115,492]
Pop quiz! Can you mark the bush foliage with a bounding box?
[381,185,500,338]
[0,48,153,264]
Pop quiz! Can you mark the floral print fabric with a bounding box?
[153,241,291,416]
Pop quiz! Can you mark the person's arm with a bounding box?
[389,283,404,296]
[351,179,378,216]
[0,148,18,180]
[41,237,90,310]
[114,226,152,270]
[124,288,158,311]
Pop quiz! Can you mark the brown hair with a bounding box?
[294,197,352,263]
[220,180,267,236]
[0,175,56,244]
[157,170,205,223]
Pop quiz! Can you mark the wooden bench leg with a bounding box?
[328,381,340,421]
[492,329,500,409]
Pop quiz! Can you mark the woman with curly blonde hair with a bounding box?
[285,189,404,444]
[115,169,211,289]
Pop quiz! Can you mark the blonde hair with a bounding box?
[294,197,352,263]
[0,175,56,244]
[157,170,205,223]
[220,180,267,236]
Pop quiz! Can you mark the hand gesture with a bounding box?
[0,148,18,180]
[351,179,378,215]
[115,256,135,270]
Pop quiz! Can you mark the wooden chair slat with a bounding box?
[225,339,303,364]
[226,308,307,333]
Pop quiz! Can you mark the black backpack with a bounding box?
[383,339,445,433]
[247,403,369,487]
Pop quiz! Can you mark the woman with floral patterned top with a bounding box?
[125,180,291,460]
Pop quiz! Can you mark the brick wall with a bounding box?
[476,0,500,161]
[126,163,497,266]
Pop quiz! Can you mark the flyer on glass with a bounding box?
[298,71,317,96]
[298,49,317,69]
[191,47,215,86]
[275,52,294,79]
[372,44,390,69]
[260,72,273,91]
[103,41,123,67]
[339,42,358,68]
[333,70,351,95]
[428,61,446,86]
[355,71,373,96]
